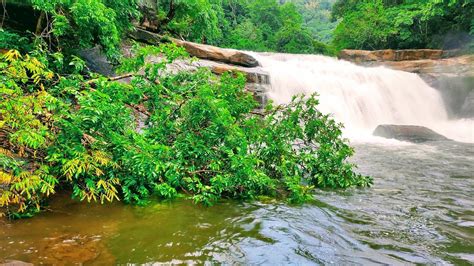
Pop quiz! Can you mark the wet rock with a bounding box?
[373,125,450,143]
[130,28,259,67]
[0,261,33,266]
[429,76,474,118]
[338,49,473,80]
[374,55,474,77]
[339,49,444,62]
[78,47,116,77]
[461,90,474,117]
[340,49,474,118]
[210,64,269,83]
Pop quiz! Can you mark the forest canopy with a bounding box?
[2,0,472,55]
[332,0,474,50]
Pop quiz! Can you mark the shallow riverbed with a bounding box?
[1,140,473,265]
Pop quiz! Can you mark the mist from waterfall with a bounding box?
[252,53,473,143]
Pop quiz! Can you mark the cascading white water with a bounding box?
[252,53,473,143]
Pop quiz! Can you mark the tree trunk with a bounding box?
[35,11,45,36]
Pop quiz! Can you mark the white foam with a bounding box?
[252,53,474,143]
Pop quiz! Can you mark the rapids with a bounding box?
[252,53,473,143]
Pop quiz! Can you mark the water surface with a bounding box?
[1,141,473,264]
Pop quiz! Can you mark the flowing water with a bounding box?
[1,54,473,265]
[253,53,473,143]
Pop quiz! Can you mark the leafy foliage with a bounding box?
[282,0,339,43]
[0,49,61,218]
[3,0,140,59]
[332,0,474,50]
[0,44,371,217]
[0,0,371,218]
[0,29,32,52]
[154,0,223,43]
[142,0,336,54]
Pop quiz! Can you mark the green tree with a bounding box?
[332,1,392,50]
[155,0,223,43]
[332,0,474,50]
[3,0,140,59]
[226,19,267,51]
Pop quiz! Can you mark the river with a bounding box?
[1,140,473,264]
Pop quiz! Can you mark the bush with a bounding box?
[0,29,32,51]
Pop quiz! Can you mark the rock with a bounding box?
[129,28,259,67]
[78,47,116,77]
[340,49,474,118]
[0,261,34,266]
[339,49,444,62]
[461,90,474,117]
[373,125,450,143]
[207,64,270,84]
[429,76,474,118]
[338,50,474,79]
[373,55,474,77]
[162,58,270,109]
[175,40,259,67]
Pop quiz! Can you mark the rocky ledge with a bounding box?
[79,29,270,109]
[339,49,474,118]
[339,49,445,62]
[339,49,473,79]
[130,28,259,67]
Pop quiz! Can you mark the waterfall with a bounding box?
[252,53,473,143]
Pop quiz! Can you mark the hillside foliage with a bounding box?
[332,0,474,50]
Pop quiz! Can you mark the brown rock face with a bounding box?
[175,40,259,67]
[130,28,259,67]
[338,49,473,78]
[339,49,474,118]
[209,64,270,84]
[339,49,444,62]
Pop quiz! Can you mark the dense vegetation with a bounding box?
[0,44,371,218]
[129,0,474,52]
[0,0,373,218]
[3,0,471,55]
[139,0,336,54]
[282,0,338,43]
[332,0,474,51]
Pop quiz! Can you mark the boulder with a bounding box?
[461,90,474,117]
[0,261,34,266]
[208,64,270,84]
[78,47,115,77]
[129,28,259,67]
[373,125,450,143]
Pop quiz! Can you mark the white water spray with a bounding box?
[252,53,473,143]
